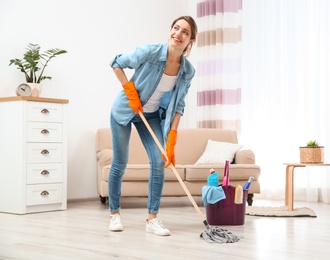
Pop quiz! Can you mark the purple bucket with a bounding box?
[206,185,248,225]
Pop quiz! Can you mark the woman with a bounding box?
[108,16,198,236]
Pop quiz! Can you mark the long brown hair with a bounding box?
[171,16,198,57]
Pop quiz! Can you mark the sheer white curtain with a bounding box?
[241,0,330,203]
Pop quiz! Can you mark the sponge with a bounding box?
[234,185,243,204]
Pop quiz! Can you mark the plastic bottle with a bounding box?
[207,168,219,187]
[234,184,243,204]
[243,177,254,190]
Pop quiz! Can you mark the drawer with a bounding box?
[27,122,62,142]
[26,183,63,206]
[27,163,63,184]
[27,102,63,122]
[27,143,63,163]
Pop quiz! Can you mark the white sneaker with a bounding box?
[109,214,124,231]
[146,218,171,236]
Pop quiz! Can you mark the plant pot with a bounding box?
[28,83,42,97]
[299,146,324,163]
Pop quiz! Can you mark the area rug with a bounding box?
[245,206,317,217]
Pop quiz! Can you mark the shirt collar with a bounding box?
[160,42,188,74]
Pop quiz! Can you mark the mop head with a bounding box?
[200,226,243,243]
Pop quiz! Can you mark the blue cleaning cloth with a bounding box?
[202,186,226,206]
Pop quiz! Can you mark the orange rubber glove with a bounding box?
[162,130,177,168]
[123,81,143,114]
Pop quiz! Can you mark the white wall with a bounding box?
[0,0,197,200]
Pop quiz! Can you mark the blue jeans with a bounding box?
[108,111,165,214]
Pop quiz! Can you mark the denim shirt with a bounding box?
[109,42,195,138]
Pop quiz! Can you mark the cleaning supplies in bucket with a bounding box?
[232,176,254,204]
[206,161,248,225]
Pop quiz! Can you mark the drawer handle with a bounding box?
[40,191,49,196]
[41,170,49,175]
[41,129,49,134]
[41,108,49,114]
[41,149,49,155]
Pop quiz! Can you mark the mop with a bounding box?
[138,111,242,243]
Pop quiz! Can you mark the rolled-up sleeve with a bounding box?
[110,45,150,70]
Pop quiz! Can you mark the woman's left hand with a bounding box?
[162,130,177,168]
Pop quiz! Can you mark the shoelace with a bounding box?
[150,218,166,230]
[111,215,121,225]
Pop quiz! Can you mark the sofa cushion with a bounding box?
[195,140,242,165]
[175,128,239,165]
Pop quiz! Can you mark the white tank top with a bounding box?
[143,73,177,112]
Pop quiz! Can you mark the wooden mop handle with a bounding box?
[138,111,206,222]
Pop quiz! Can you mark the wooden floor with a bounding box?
[1,197,330,260]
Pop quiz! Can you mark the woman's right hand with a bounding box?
[123,82,144,114]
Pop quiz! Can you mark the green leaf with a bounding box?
[307,140,319,147]
[9,43,67,83]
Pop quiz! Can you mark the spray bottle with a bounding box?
[243,176,254,190]
[207,168,219,187]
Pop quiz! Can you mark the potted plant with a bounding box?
[300,140,324,163]
[9,43,67,97]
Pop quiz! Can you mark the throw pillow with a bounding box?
[195,139,242,165]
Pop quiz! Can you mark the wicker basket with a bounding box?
[299,146,324,163]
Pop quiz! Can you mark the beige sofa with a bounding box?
[96,128,261,206]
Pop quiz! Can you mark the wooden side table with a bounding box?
[283,163,330,211]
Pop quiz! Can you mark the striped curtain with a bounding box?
[196,0,242,132]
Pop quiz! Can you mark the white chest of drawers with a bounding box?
[0,96,69,214]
